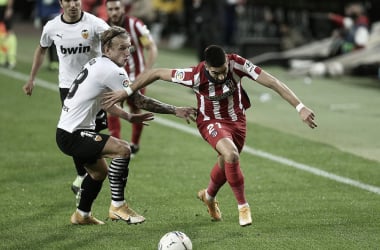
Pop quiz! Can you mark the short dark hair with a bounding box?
[204,45,226,67]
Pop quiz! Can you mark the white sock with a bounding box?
[77,209,90,218]
[238,203,249,210]
[205,190,215,201]
[111,200,125,208]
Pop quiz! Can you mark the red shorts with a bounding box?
[197,118,246,153]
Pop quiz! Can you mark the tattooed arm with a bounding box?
[128,92,197,124]
[129,92,176,114]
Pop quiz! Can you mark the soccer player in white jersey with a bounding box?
[103,45,317,226]
[56,26,196,225]
[23,0,110,194]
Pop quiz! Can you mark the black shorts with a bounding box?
[56,128,109,165]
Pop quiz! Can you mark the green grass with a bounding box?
[0,22,379,249]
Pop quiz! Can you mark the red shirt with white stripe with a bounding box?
[121,15,154,81]
[170,54,262,124]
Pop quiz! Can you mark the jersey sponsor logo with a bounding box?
[81,29,89,39]
[206,79,236,101]
[60,44,90,55]
[174,70,185,81]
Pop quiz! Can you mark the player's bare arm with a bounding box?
[256,70,317,129]
[105,102,154,125]
[102,68,172,108]
[129,92,197,124]
[23,45,48,96]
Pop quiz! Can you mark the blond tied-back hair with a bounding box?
[101,26,130,52]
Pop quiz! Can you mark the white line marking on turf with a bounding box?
[3,67,380,195]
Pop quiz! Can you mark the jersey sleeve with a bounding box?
[135,20,154,47]
[105,67,131,92]
[40,22,54,48]
[231,54,262,81]
[171,68,195,87]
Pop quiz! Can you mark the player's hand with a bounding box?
[128,112,154,125]
[175,107,197,124]
[299,106,317,129]
[23,81,35,96]
[102,90,127,109]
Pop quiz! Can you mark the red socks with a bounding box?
[207,163,227,197]
[224,161,246,205]
[107,115,121,139]
[131,123,143,145]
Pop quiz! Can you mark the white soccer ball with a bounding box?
[158,231,193,250]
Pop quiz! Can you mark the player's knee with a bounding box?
[115,140,131,158]
[223,150,240,163]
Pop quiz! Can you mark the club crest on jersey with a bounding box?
[122,79,130,88]
[94,135,102,141]
[211,130,218,137]
[174,70,185,81]
[81,29,89,39]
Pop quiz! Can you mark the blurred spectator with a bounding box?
[127,0,156,28]
[279,21,307,50]
[34,0,61,70]
[82,0,107,19]
[152,0,185,49]
[328,2,370,57]
[253,7,280,38]
[223,0,245,47]
[0,0,17,69]
[192,0,223,61]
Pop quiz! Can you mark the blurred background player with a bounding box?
[327,2,369,57]
[105,0,158,157]
[0,0,17,69]
[34,0,61,71]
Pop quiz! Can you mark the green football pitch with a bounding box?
[0,22,379,249]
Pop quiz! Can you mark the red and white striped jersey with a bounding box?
[170,54,262,123]
[121,16,154,81]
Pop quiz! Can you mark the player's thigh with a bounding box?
[102,136,131,158]
[198,120,234,150]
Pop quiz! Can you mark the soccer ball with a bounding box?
[158,231,192,250]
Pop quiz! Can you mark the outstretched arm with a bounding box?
[256,70,317,129]
[128,92,196,124]
[105,103,154,125]
[102,68,172,108]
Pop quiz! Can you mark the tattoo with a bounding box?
[128,92,176,114]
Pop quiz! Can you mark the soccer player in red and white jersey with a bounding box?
[105,0,158,157]
[103,45,317,226]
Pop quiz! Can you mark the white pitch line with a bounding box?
[3,67,380,195]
